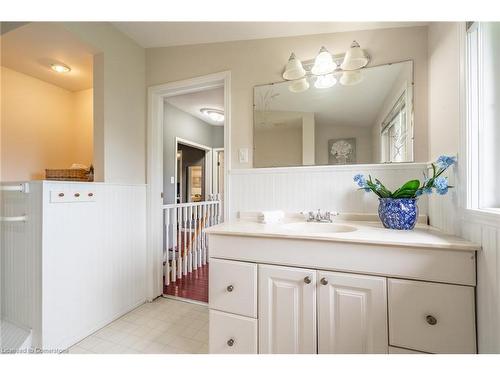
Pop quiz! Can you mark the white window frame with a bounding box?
[463,22,500,218]
[465,22,481,210]
[380,89,412,163]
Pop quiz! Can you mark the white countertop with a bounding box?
[205,218,480,251]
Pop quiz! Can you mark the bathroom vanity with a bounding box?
[206,218,480,354]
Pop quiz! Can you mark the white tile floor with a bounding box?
[67,298,209,354]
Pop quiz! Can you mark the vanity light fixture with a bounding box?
[282,53,306,80]
[281,41,369,91]
[340,41,369,71]
[339,70,363,86]
[288,77,310,93]
[50,63,71,73]
[311,46,336,76]
[200,108,224,123]
[314,74,337,89]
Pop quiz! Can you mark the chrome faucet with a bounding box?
[302,209,339,223]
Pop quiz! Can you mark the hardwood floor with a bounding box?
[164,264,209,303]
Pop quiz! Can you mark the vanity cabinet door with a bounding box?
[318,271,388,354]
[259,264,317,354]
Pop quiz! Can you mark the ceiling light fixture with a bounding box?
[50,64,71,73]
[314,74,337,89]
[340,41,369,71]
[282,53,306,80]
[200,108,224,123]
[311,46,336,76]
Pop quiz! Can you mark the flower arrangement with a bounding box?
[353,156,456,230]
[353,155,456,198]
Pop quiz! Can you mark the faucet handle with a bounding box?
[300,211,315,221]
[325,211,339,220]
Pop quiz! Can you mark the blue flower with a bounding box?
[353,174,367,188]
[434,176,449,195]
[436,155,456,170]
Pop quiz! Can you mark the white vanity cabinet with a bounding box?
[207,225,479,354]
[317,271,388,354]
[259,265,317,354]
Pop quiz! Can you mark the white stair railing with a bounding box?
[162,196,221,286]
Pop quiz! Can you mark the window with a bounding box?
[381,91,411,163]
[466,22,500,210]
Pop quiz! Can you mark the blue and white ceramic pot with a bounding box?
[378,198,419,230]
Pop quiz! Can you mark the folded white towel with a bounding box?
[258,210,285,224]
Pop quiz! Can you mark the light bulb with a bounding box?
[50,64,71,73]
[314,74,337,89]
[311,46,336,76]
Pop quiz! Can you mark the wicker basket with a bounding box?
[45,168,91,182]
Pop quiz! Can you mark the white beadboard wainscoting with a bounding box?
[1,181,147,351]
[427,165,500,353]
[229,163,429,220]
[430,191,500,353]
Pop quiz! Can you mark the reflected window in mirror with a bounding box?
[253,60,414,168]
[381,90,412,163]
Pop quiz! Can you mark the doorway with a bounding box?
[160,83,226,304]
[147,71,230,302]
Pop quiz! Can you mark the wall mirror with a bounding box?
[253,60,414,167]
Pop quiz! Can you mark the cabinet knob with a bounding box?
[320,277,328,285]
[226,285,234,292]
[88,192,94,197]
[227,338,235,347]
[425,315,437,326]
[58,193,65,197]
[304,276,312,284]
[74,193,80,197]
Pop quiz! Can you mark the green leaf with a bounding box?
[391,179,420,198]
[392,189,418,198]
[374,179,392,198]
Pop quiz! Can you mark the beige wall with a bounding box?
[146,26,429,168]
[1,66,93,181]
[73,88,94,167]
[254,124,302,168]
[62,22,146,184]
[427,22,461,159]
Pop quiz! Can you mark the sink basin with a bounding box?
[281,222,357,234]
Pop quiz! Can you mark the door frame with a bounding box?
[175,137,213,203]
[147,71,231,300]
[212,147,224,195]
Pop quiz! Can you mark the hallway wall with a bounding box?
[163,102,223,204]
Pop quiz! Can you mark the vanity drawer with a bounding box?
[209,310,257,354]
[388,279,476,354]
[209,258,257,318]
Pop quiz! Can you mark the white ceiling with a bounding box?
[0,22,94,92]
[254,61,412,128]
[165,87,224,126]
[112,22,428,48]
